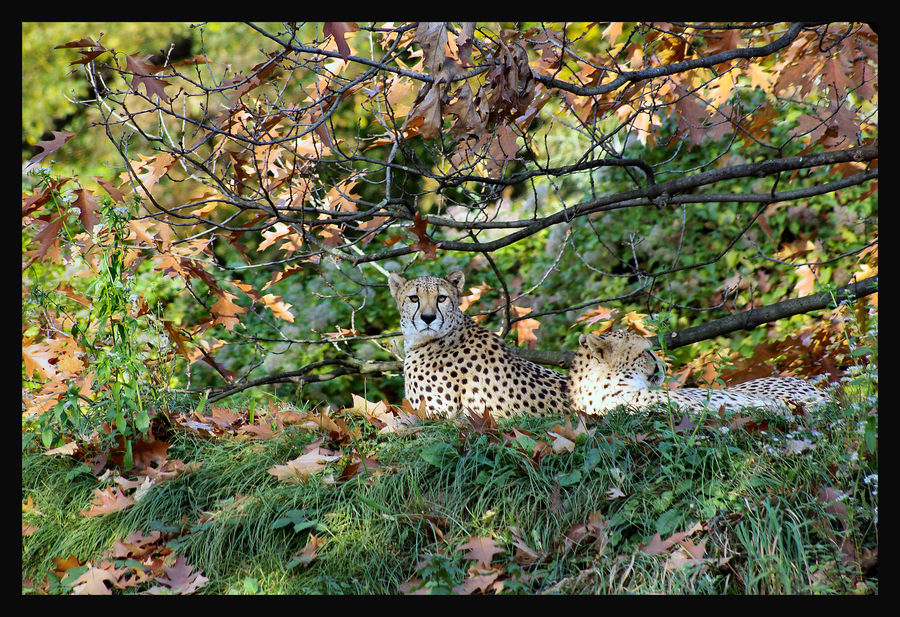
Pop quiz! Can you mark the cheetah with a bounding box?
[388,271,569,418]
[567,330,827,415]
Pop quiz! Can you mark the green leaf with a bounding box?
[556,469,582,486]
[655,509,681,536]
[419,441,459,467]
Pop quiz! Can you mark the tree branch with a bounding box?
[197,275,876,402]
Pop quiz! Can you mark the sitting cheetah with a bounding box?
[567,330,827,415]
[388,271,568,418]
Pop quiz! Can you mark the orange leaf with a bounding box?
[511,305,540,348]
[408,212,439,258]
[22,342,57,380]
[210,290,247,331]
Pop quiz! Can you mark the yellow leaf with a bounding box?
[261,293,295,323]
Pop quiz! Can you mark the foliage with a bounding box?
[23,356,877,593]
[22,22,877,594]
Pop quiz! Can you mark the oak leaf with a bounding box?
[408,212,439,258]
[210,290,247,331]
[22,342,57,380]
[323,22,359,60]
[261,293,295,323]
[413,22,448,76]
[72,188,101,232]
[267,448,341,484]
[125,54,171,102]
[639,521,703,556]
[80,486,136,517]
[23,130,76,172]
[404,83,443,140]
[510,304,540,348]
[453,566,503,595]
[72,565,117,595]
[145,556,208,594]
[458,536,505,567]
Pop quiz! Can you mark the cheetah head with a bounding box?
[577,330,666,389]
[388,271,467,351]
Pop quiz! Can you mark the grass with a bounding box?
[22,362,877,595]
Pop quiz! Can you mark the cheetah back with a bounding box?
[567,331,826,414]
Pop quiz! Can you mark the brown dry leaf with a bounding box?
[294,533,328,567]
[509,526,547,565]
[23,130,76,172]
[413,22,448,76]
[458,536,505,567]
[72,188,101,232]
[404,84,444,140]
[145,556,209,595]
[453,565,504,595]
[323,22,359,60]
[639,521,703,556]
[72,564,117,595]
[80,486,136,517]
[261,293,295,323]
[549,415,595,443]
[125,54,171,102]
[210,290,247,331]
[267,448,341,484]
[408,212,439,258]
[548,430,575,453]
[110,530,165,560]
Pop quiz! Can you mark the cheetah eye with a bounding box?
[408,295,419,303]
[436,295,447,303]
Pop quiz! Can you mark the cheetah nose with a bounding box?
[421,313,437,325]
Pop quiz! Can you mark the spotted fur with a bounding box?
[567,330,827,415]
[388,271,568,418]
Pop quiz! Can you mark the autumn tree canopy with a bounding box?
[23,21,877,414]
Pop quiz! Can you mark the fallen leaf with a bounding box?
[145,556,208,594]
[72,565,117,595]
[44,441,79,456]
[293,533,327,567]
[458,536,505,567]
[80,486,136,517]
[267,448,341,484]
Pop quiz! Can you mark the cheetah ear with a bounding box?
[580,333,613,360]
[444,270,466,295]
[388,272,407,299]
